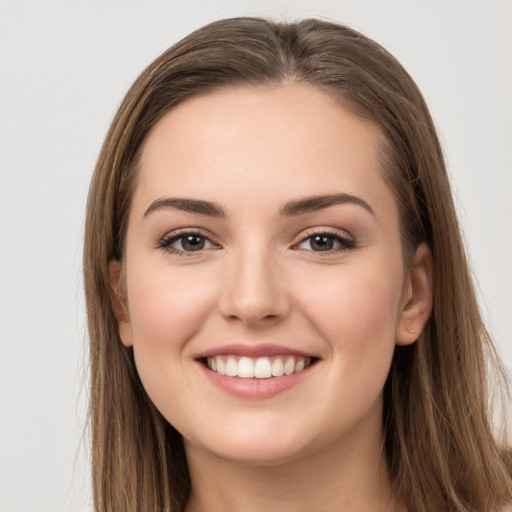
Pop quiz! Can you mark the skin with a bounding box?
[112,83,433,512]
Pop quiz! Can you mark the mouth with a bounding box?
[200,354,317,379]
[194,343,320,398]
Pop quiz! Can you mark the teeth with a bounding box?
[216,358,226,375]
[225,356,238,377]
[284,357,295,375]
[206,355,313,378]
[295,358,305,372]
[254,358,272,378]
[271,358,284,377]
[238,357,255,378]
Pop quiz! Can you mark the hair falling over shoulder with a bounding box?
[83,17,512,512]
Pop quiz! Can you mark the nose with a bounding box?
[218,245,290,328]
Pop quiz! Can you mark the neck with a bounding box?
[184,402,402,512]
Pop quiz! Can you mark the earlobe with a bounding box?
[396,243,434,346]
[108,260,134,347]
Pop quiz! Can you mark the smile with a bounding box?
[196,344,319,398]
[206,355,314,379]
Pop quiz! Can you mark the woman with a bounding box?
[83,17,512,511]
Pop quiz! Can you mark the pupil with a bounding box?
[311,235,333,251]
[183,235,204,251]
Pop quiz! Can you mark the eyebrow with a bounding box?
[280,193,375,217]
[144,197,227,218]
[143,192,374,219]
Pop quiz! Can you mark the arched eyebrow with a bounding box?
[144,197,227,218]
[280,193,375,217]
[143,193,374,219]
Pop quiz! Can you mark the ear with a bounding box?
[108,260,134,347]
[396,243,434,346]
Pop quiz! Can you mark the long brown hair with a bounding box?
[83,17,512,511]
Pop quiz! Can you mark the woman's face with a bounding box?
[116,83,422,465]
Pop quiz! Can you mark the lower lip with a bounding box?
[197,361,318,399]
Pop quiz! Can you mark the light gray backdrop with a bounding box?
[1,1,511,511]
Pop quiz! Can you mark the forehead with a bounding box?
[134,83,395,218]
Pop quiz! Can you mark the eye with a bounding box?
[297,232,355,252]
[158,231,216,254]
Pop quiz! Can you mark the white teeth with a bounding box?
[283,357,295,375]
[254,358,272,378]
[271,358,284,377]
[225,356,238,377]
[238,356,255,378]
[207,355,314,378]
[295,358,305,372]
[216,358,226,375]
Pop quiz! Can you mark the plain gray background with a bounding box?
[1,1,511,511]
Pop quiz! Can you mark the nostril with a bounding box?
[218,273,291,325]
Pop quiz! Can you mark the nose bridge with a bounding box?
[220,238,288,325]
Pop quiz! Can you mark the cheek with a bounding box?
[296,263,403,360]
[126,261,216,355]
[292,263,404,430]
[124,260,219,417]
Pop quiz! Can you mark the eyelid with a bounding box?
[292,227,356,252]
[157,227,221,255]
[156,226,356,255]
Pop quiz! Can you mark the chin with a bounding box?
[209,438,314,467]
[185,418,328,467]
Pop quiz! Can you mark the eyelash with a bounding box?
[157,229,218,256]
[157,228,356,256]
[293,228,356,254]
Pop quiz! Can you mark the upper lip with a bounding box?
[194,343,318,359]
